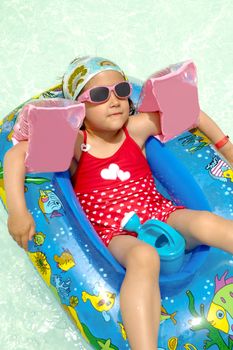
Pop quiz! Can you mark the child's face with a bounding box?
[80,70,130,133]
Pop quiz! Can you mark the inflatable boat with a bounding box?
[0,73,233,350]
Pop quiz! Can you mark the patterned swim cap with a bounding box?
[62,56,128,101]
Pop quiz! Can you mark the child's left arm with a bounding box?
[198,110,233,167]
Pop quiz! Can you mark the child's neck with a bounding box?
[84,127,126,158]
[86,128,123,144]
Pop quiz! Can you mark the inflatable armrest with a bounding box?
[137,61,200,142]
[13,99,85,173]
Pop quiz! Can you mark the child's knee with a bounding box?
[126,243,160,274]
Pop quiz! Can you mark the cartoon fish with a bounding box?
[206,156,231,182]
[223,168,233,182]
[33,232,46,246]
[82,290,116,312]
[207,271,233,336]
[54,249,76,271]
[160,306,177,325]
[117,321,127,340]
[38,189,63,222]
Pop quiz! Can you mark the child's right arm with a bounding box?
[3,141,36,251]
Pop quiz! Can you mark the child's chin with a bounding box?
[111,113,128,122]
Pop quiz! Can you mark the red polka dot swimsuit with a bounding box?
[72,127,184,247]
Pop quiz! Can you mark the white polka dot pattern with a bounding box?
[76,173,184,247]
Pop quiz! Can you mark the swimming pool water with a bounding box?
[0,0,232,349]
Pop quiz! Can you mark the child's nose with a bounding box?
[109,90,120,105]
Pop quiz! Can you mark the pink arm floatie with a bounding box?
[137,60,200,142]
[13,98,85,173]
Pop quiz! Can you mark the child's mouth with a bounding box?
[110,112,122,116]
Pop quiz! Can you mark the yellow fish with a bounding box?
[207,272,233,336]
[82,290,116,312]
[223,168,233,182]
[160,306,177,325]
[54,249,76,271]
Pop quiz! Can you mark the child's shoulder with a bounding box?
[127,112,161,145]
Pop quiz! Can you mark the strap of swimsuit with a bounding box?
[123,126,130,138]
[82,130,87,144]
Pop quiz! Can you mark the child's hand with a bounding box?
[7,211,36,251]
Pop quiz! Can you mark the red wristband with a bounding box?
[214,135,229,149]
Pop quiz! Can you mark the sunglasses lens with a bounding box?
[90,87,109,102]
[115,82,131,98]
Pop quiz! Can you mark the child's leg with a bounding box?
[167,209,233,253]
[108,235,160,350]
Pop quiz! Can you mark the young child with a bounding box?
[4,56,233,350]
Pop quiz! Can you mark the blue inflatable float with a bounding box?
[0,77,233,350]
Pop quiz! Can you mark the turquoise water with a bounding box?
[0,0,232,349]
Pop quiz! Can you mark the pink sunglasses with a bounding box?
[77,81,132,104]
